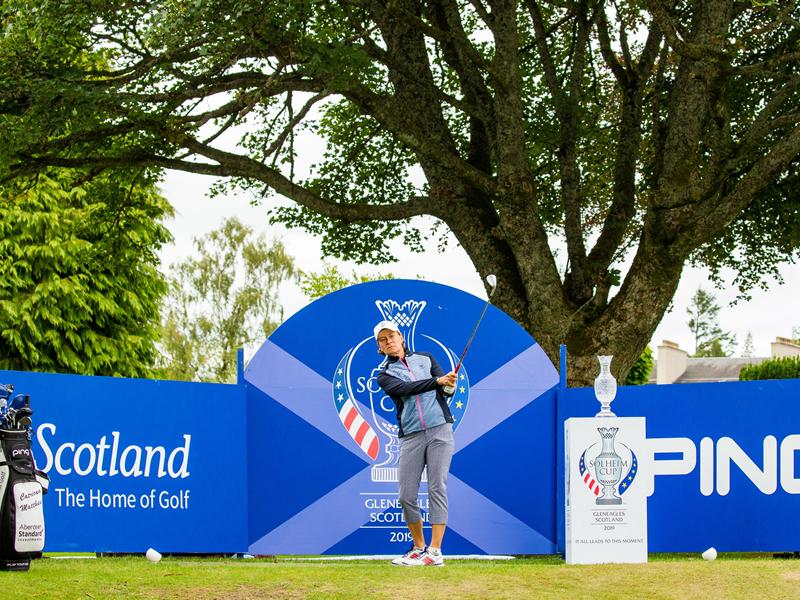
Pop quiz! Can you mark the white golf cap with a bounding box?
[373,320,400,340]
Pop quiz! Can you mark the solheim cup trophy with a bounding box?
[593,355,622,503]
[594,427,623,505]
[594,355,617,417]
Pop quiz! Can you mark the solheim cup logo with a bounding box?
[332,299,470,483]
[579,427,639,505]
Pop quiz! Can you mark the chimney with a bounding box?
[771,336,800,358]
[657,340,688,384]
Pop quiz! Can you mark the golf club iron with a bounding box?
[5,407,16,430]
[4,394,33,435]
[443,274,497,394]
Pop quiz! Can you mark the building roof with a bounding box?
[648,357,767,384]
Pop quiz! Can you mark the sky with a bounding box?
[159,169,800,361]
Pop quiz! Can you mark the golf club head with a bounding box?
[486,274,497,297]
[15,407,32,429]
[5,407,16,429]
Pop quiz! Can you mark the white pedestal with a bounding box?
[565,417,648,564]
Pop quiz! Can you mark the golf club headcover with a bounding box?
[8,395,27,411]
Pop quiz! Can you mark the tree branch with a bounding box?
[732,77,800,168]
[596,9,628,85]
[686,124,800,243]
[12,143,436,223]
[644,0,730,61]
[588,15,663,276]
[525,0,566,107]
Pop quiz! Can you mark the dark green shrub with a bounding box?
[624,346,654,386]
[739,356,800,381]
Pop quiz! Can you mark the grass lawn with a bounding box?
[0,554,798,599]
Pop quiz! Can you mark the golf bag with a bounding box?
[0,425,50,571]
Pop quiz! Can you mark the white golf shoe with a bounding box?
[391,546,426,566]
[422,547,445,566]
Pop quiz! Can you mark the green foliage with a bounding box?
[739,356,800,381]
[2,0,800,385]
[692,187,800,301]
[156,218,295,383]
[687,288,737,357]
[0,170,171,376]
[298,263,395,301]
[623,346,653,386]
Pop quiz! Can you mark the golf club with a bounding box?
[5,394,31,430]
[0,384,12,429]
[5,407,17,430]
[443,274,497,394]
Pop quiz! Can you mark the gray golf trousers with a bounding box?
[398,422,454,525]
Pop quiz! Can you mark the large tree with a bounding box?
[1,1,799,384]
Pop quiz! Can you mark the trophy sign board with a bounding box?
[565,417,647,564]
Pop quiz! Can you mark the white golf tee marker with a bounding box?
[146,548,162,563]
[701,547,717,561]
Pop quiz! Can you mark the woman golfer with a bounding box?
[374,320,457,567]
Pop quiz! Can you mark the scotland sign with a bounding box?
[244,279,560,555]
[8,372,248,553]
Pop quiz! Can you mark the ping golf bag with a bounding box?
[0,386,49,571]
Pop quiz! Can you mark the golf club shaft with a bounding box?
[442,303,487,395]
[442,274,496,395]
[454,299,491,374]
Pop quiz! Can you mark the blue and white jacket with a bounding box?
[376,351,454,438]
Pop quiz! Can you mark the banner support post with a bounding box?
[237,348,245,386]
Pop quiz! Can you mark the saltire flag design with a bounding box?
[245,279,562,555]
[333,351,379,460]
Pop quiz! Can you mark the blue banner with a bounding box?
[245,279,560,555]
[0,370,248,553]
[559,378,800,552]
[4,279,798,555]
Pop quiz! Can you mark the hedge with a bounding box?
[739,356,800,381]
